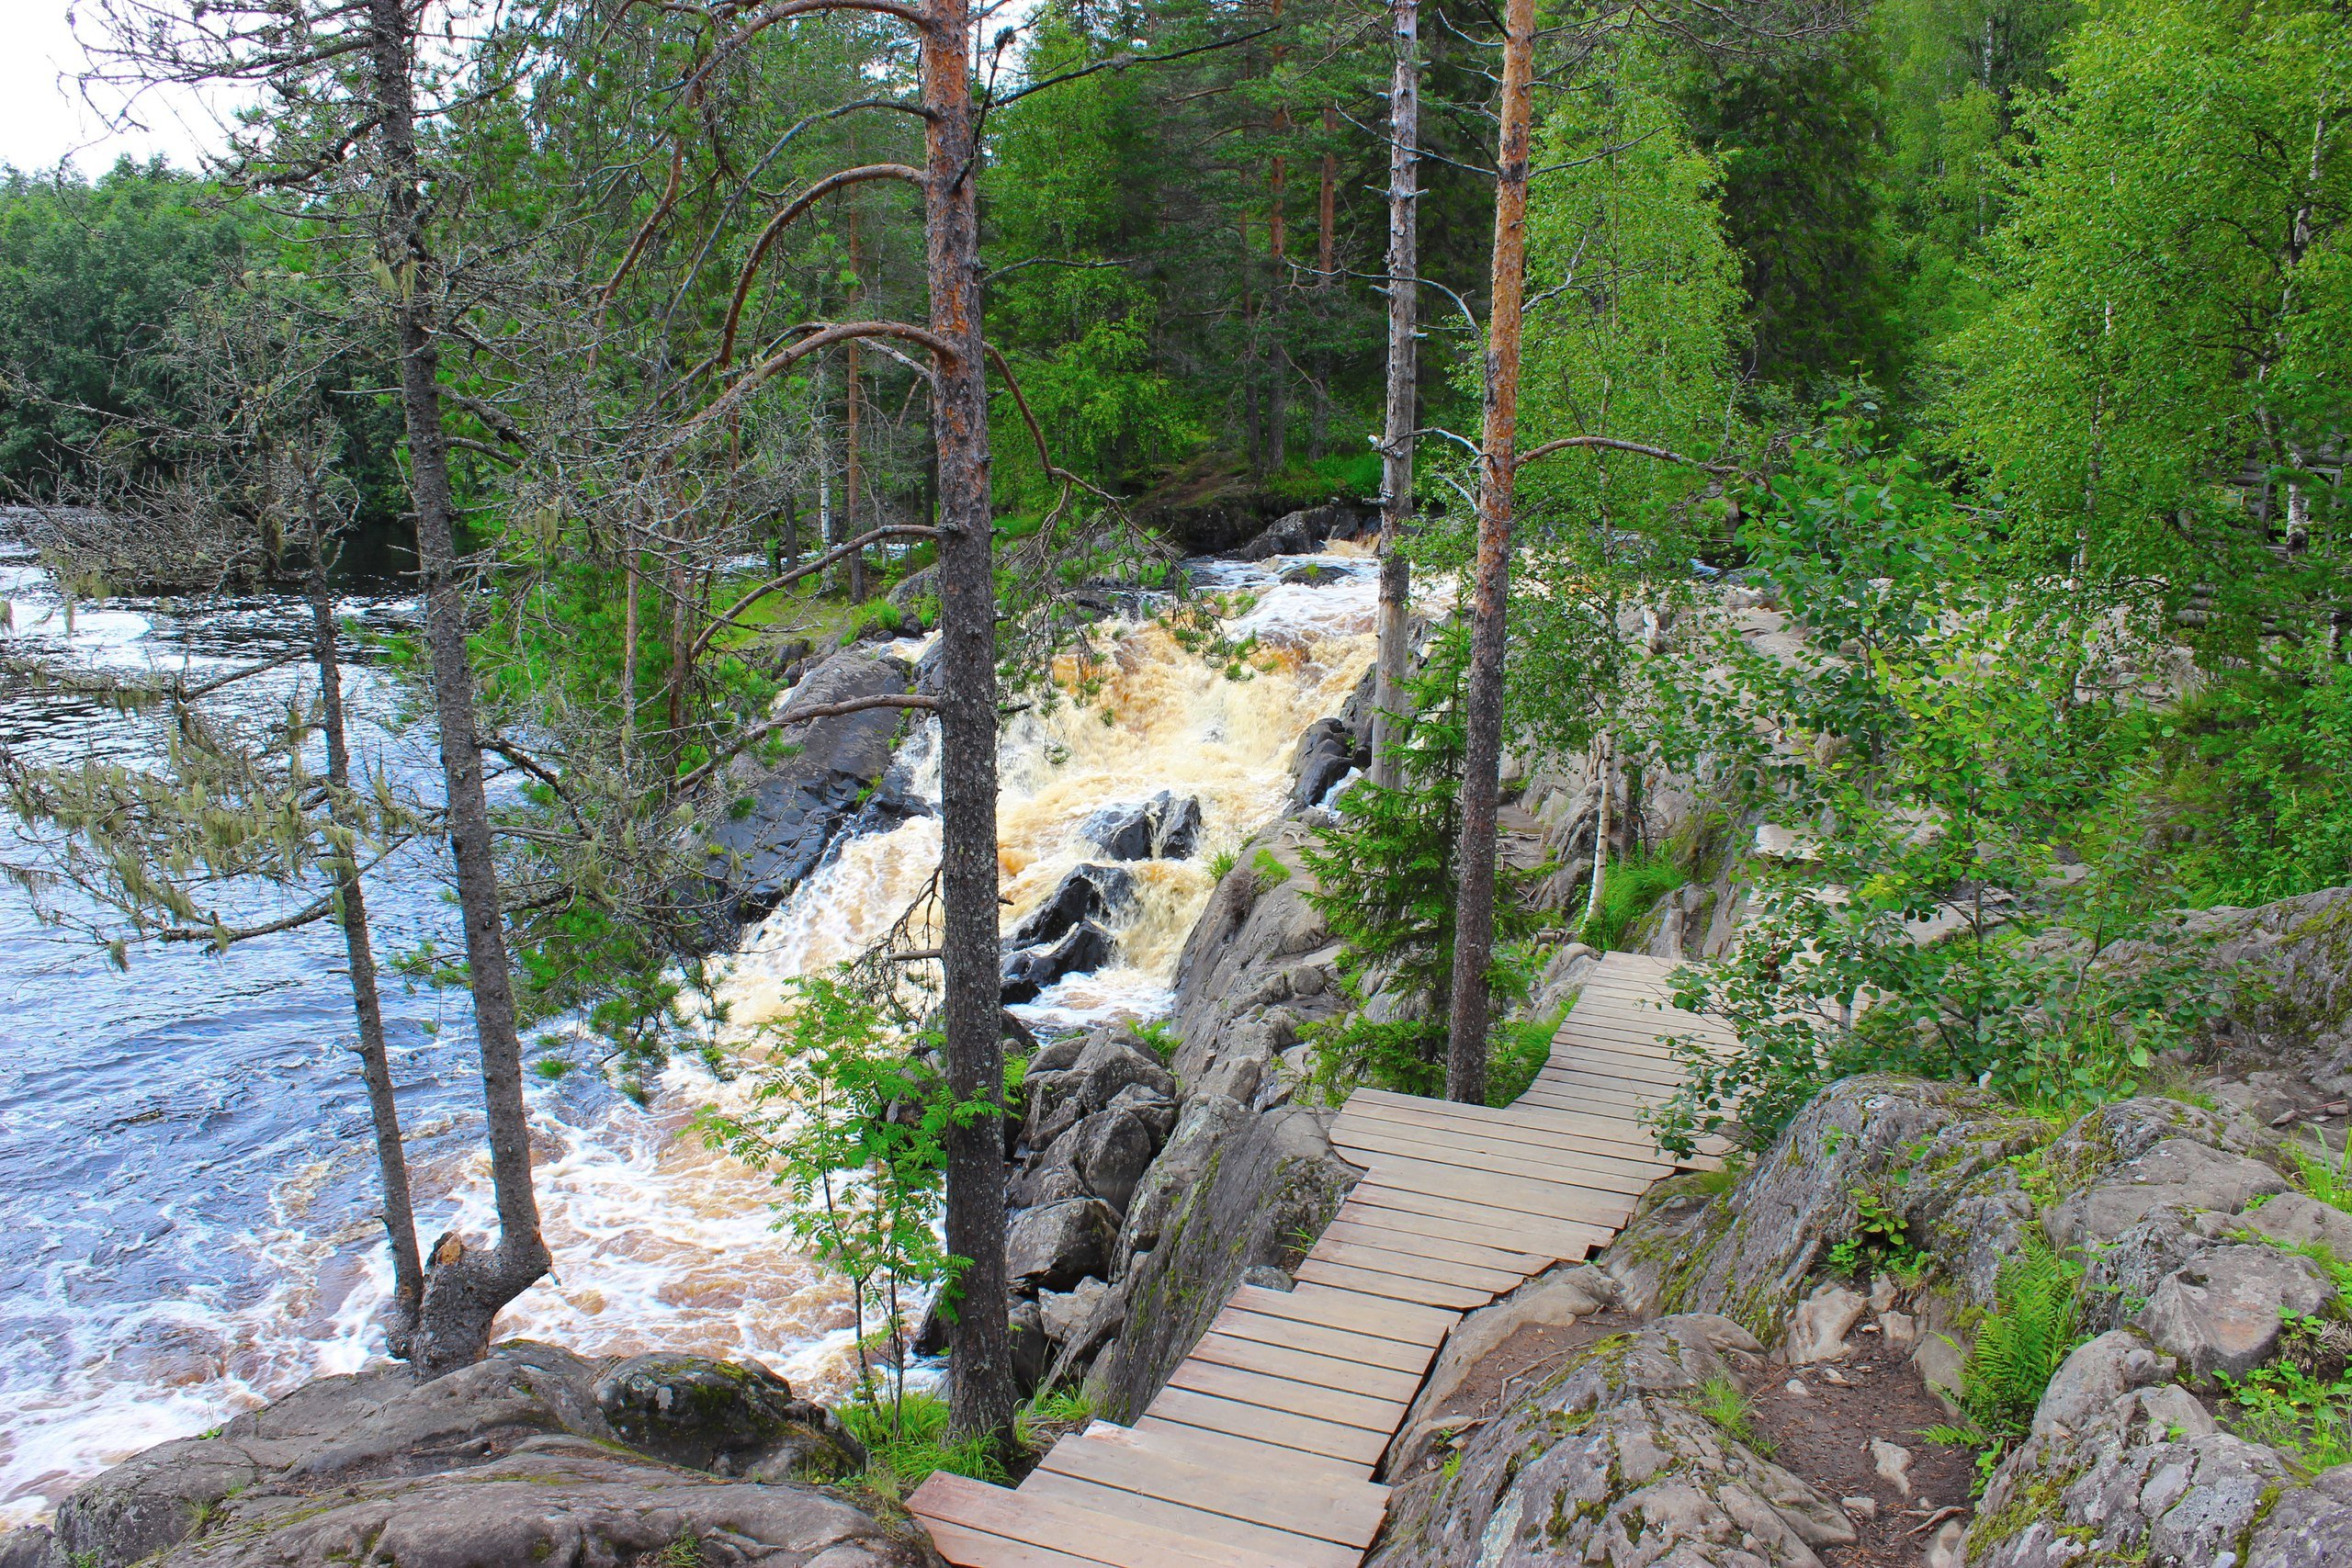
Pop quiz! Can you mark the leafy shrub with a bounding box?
[839,1391,1011,1494]
[1250,847,1292,889]
[1489,1002,1564,1104]
[1826,1187,1928,1284]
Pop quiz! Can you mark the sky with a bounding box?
[0,3,225,175]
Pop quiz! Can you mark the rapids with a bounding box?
[0,529,1376,1528]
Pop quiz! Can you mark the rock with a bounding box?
[1923,1517,1967,1568]
[1879,1309,1917,1348]
[1288,717,1358,809]
[2045,1135,2287,1251]
[0,1529,50,1568]
[1279,561,1348,585]
[593,1353,859,1481]
[1081,792,1204,861]
[1784,1283,1867,1364]
[1868,1438,1913,1498]
[1973,1383,2292,1568]
[1238,1264,1293,1292]
[1606,1076,2049,1333]
[1038,1277,1109,1345]
[1165,822,1334,1078]
[1841,1496,1876,1523]
[1001,919,1115,1003]
[2237,1190,2352,1256]
[159,1437,922,1568]
[1367,1322,1853,1568]
[1079,1102,1356,1419]
[1006,1198,1120,1292]
[1230,502,1374,561]
[1006,863,1135,950]
[2030,1329,2169,1438]
[1008,1299,1049,1397]
[1390,1267,1637,1472]
[695,650,915,934]
[1914,1331,1967,1414]
[2134,1243,2336,1382]
[41,1343,912,1568]
[2249,1461,2352,1566]
[1069,1107,1159,1215]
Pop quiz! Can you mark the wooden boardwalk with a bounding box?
[908,952,1735,1568]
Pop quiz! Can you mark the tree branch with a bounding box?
[690,524,940,660]
[718,164,927,370]
[676,694,940,795]
[1517,434,1734,471]
[688,321,959,428]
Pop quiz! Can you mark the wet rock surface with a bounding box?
[1080,791,1203,862]
[695,649,916,935]
[15,1344,918,1568]
[999,863,1133,1002]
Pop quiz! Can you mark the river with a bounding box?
[0,528,1377,1529]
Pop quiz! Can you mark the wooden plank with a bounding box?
[1304,1235,1531,1293]
[1294,1257,1495,1310]
[1338,1097,1675,1172]
[1529,1066,1663,1100]
[1335,1121,1666,1190]
[1334,1109,1669,1176]
[1518,1077,1656,1111]
[1081,1418,1374,1494]
[1020,1472,1360,1568]
[1229,1280,1457,1345]
[1349,1151,1639,1228]
[1340,1128,1659,1201]
[920,1516,1117,1568]
[1539,1043,1690,1081]
[1211,1304,1439,1374]
[1547,1024,1694,1059]
[1332,1193,1589,1261]
[1321,1216,1552,1274]
[1165,1357,1407,1432]
[1346,1182,1609,1254]
[1142,1389,1392,1466]
[909,1472,1280,1568]
[1188,1330,1426,1403]
[1045,1429,1388,1550]
[1347,1088,1667,1154]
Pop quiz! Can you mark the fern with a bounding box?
[1959,1233,2086,1439]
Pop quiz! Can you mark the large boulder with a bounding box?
[1077,1101,1358,1419]
[1006,1198,1120,1292]
[34,1343,913,1568]
[162,1438,920,1568]
[1080,792,1204,861]
[2132,1243,2337,1382]
[593,1354,863,1482]
[695,650,915,931]
[1607,1077,2051,1336]
[1000,864,1133,1001]
[1288,716,1359,809]
[1230,502,1374,561]
[1370,1317,1852,1568]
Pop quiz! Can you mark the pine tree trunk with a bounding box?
[846,208,869,604]
[365,0,549,1379]
[305,490,423,1357]
[1443,0,1535,1106]
[922,0,1015,1453]
[1369,0,1421,790]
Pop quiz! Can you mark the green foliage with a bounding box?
[2291,1127,2352,1214]
[1249,847,1291,890]
[2219,1315,2352,1473]
[1130,1019,1180,1065]
[1956,1233,2086,1440]
[1490,1002,1564,1106]
[700,971,998,1442]
[1827,1188,1930,1285]
[1302,626,1542,1102]
[1579,847,1689,952]
[1208,847,1238,883]
[1694,1374,1770,1455]
[838,1391,1012,1494]
[1645,411,2214,1154]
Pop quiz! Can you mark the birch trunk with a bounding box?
[1443,0,1535,1105]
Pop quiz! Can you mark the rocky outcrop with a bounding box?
[1128,455,1369,556]
[1369,1315,1853,1568]
[1608,1076,2052,1336]
[8,1343,914,1568]
[1229,502,1375,561]
[696,649,917,933]
[1000,863,1133,1003]
[1080,791,1203,862]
